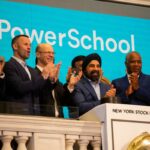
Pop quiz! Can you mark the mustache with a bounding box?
[90,70,100,75]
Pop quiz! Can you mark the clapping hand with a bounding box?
[0,56,5,74]
[68,70,82,90]
[126,72,139,96]
[105,84,116,97]
[129,73,139,90]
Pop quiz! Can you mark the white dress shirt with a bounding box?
[89,80,101,100]
[12,56,31,80]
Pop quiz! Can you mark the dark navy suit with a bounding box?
[3,58,49,114]
[112,73,150,106]
[0,77,5,100]
[71,77,110,115]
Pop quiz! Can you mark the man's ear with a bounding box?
[13,43,18,51]
[36,52,40,58]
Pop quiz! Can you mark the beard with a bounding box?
[85,70,100,82]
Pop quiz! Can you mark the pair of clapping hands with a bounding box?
[41,62,61,83]
[126,72,139,96]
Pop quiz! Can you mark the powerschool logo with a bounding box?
[0,19,135,54]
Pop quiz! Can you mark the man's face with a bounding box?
[13,36,31,61]
[37,45,54,66]
[84,60,101,82]
[126,53,142,75]
[74,60,83,71]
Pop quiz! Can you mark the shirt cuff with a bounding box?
[0,72,5,79]
[67,85,74,93]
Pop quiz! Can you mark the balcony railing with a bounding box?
[0,114,101,150]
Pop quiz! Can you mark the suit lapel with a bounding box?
[82,77,99,101]
[123,75,130,88]
[100,83,106,98]
[11,58,31,80]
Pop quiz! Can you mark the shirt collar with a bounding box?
[126,73,139,83]
[12,56,26,67]
[85,77,100,85]
[36,65,43,72]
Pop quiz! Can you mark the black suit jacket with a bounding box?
[35,67,70,117]
[3,58,49,115]
[0,77,5,100]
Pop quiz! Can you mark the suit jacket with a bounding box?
[71,77,110,115]
[3,58,48,114]
[0,77,5,100]
[35,67,70,117]
[112,73,150,106]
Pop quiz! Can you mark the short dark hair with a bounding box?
[71,55,85,68]
[11,34,29,49]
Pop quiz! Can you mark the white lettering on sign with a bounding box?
[112,108,150,116]
[0,19,135,54]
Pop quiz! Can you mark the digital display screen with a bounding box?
[0,1,150,82]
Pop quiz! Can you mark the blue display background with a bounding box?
[0,1,150,83]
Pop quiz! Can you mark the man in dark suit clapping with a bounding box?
[35,43,80,117]
[4,35,54,115]
[112,51,150,106]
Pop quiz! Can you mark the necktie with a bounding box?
[22,62,31,80]
[52,90,59,117]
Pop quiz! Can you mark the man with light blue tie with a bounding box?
[71,53,116,115]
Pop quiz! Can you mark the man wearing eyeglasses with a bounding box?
[35,43,80,117]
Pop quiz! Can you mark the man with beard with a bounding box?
[112,51,150,106]
[71,53,116,115]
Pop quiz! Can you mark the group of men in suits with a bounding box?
[0,34,150,117]
[0,35,80,116]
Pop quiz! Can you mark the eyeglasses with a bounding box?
[38,51,55,55]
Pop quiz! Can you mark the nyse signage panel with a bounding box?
[0,1,150,82]
[80,104,150,150]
